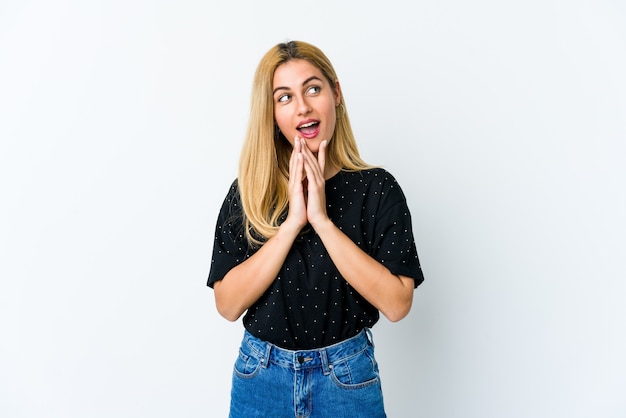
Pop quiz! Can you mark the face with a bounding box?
[272,59,341,153]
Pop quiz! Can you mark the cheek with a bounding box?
[325,118,337,139]
[274,107,288,128]
[324,104,337,137]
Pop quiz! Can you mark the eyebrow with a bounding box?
[273,76,323,96]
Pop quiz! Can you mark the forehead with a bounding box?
[272,59,326,88]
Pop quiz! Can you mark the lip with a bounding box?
[296,119,321,139]
[297,118,318,128]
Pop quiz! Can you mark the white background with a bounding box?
[1,1,625,417]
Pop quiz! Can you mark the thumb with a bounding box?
[318,140,327,175]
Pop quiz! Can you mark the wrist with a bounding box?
[279,217,306,238]
[310,217,335,236]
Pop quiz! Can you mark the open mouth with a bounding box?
[297,121,320,137]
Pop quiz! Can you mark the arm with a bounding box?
[213,220,301,321]
[214,139,309,321]
[312,220,414,322]
[299,139,414,322]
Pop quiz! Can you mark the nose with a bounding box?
[296,96,311,115]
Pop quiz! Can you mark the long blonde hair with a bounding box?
[238,40,373,246]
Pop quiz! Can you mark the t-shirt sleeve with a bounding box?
[370,173,424,288]
[207,181,252,288]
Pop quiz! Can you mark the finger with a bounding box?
[302,142,324,192]
[318,140,327,176]
[298,139,317,166]
[301,140,323,178]
[299,142,320,182]
[289,136,302,179]
[296,137,309,180]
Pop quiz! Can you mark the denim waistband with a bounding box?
[241,328,374,373]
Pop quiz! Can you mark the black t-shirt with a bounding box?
[207,168,424,349]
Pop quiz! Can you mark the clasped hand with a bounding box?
[286,137,329,230]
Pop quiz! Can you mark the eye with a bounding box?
[306,85,321,95]
[277,94,291,103]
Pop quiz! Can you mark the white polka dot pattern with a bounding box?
[207,168,423,349]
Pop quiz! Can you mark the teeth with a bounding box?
[299,121,317,128]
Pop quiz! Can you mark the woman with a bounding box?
[208,40,424,418]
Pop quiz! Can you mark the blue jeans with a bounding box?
[229,328,387,418]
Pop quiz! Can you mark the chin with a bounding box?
[304,138,324,152]
[307,144,320,153]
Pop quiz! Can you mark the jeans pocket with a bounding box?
[233,347,263,379]
[330,346,380,389]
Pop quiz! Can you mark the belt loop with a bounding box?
[365,327,375,348]
[261,341,272,369]
[320,348,330,375]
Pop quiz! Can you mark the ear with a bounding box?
[334,80,342,106]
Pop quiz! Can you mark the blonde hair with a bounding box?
[238,40,373,246]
